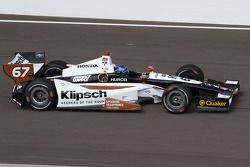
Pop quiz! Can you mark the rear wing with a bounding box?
[3,52,45,83]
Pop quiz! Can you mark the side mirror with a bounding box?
[147,66,155,73]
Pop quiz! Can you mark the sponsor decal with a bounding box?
[10,54,29,64]
[168,75,177,79]
[35,52,45,58]
[161,74,166,77]
[199,100,206,106]
[13,54,27,64]
[110,78,127,82]
[61,90,107,101]
[199,100,227,107]
[106,99,124,108]
[72,75,90,83]
[102,57,108,66]
[77,64,99,68]
[162,74,191,81]
[105,98,141,110]
[3,64,34,83]
[12,66,30,78]
[204,83,219,89]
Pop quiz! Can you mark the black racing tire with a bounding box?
[162,84,192,114]
[43,60,67,77]
[176,64,204,82]
[25,79,57,111]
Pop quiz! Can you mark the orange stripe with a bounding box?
[82,85,133,90]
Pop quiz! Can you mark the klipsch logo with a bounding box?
[61,90,107,101]
[77,64,99,68]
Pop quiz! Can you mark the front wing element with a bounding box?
[196,80,239,111]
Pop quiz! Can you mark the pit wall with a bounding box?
[1,0,250,25]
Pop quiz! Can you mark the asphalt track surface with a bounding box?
[0,15,250,167]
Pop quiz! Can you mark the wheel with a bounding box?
[162,84,192,114]
[43,60,67,77]
[176,64,204,82]
[25,79,57,111]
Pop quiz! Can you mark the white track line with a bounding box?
[0,164,81,167]
[0,19,250,31]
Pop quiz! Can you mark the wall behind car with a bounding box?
[1,0,250,25]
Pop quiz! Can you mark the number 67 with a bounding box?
[12,67,30,77]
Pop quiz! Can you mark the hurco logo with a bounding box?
[199,100,227,107]
[110,78,127,82]
[77,64,99,68]
[61,90,107,101]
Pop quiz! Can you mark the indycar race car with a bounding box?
[3,51,240,113]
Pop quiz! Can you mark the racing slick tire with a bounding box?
[43,60,67,77]
[25,79,57,111]
[162,84,192,114]
[176,64,204,82]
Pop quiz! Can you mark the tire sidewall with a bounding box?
[43,66,64,77]
[162,85,191,113]
[25,79,57,111]
[43,60,67,77]
[176,64,204,82]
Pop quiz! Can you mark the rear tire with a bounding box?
[25,79,57,111]
[43,60,67,77]
[176,64,204,82]
[162,84,192,114]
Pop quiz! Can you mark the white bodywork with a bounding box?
[54,56,203,109]
[62,55,202,85]
[52,55,238,111]
[62,56,115,77]
[54,79,164,109]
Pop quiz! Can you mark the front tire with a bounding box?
[162,84,192,114]
[25,79,57,111]
[176,64,204,82]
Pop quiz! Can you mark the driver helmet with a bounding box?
[114,65,129,76]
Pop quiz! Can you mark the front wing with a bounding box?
[195,80,239,111]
